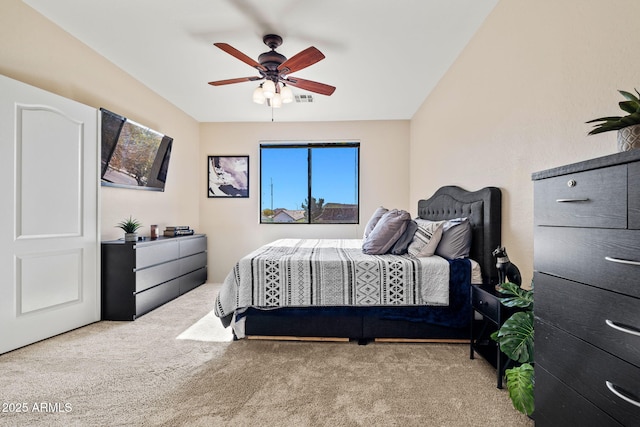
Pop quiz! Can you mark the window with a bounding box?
[260,142,359,224]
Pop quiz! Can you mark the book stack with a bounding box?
[163,226,195,237]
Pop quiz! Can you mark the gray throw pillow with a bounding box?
[362,209,411,255]
[435,217,472,259]
[390,220,418,255]
[363,206,388,239]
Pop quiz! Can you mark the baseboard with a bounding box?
[244,335,469,344]
[246,335,349,342]
[374,338,470,344]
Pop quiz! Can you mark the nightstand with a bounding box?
[470,284,519,389]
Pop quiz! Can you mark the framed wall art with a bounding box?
[207,155,249,198]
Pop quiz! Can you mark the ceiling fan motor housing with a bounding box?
[258,50,286,71]
[259,34,287,81]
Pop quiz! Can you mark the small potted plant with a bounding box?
[116,216,142,242]
[587,89,640,151]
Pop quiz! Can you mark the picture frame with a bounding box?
[207,155,249,198]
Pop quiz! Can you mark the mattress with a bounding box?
[215,238,478,323]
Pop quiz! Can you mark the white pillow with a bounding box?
[407,219,445,257]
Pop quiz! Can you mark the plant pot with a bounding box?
[617,124,640,152]
[124,232,138,242]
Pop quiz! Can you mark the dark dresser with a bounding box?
[101,234,207,320]
[532,150,640,426]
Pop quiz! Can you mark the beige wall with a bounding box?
[1,1,410,284]
[410,0,640,285]
[0,0,201,242]
[6,0,638,287]
[200,121,410,281]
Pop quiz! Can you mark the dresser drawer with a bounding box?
[535,272,640,367]
[136,278,180,318]
[535,226,640,298]
[471,286,500,323]
[537,321,640,426]
[535,365,622,427]
[179,235,207,257]
[179,267,207,294]
[179,252,207,276]
[135,259,180,293]
[630,161,640,229]
[135,240,179,269]
[534,164,627,228]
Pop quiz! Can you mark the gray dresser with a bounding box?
[532,150,640,426]
[101,234,207,320]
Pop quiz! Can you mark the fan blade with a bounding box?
[214,43,267,71]
[277,47,325,74]
[284,76,336,96]
[208,76,263,86]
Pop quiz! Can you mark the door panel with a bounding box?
[0,74,99,354]
[17,105,83,237]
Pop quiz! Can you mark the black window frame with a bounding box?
[260,141,360,224]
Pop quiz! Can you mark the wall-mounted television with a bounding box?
[100,108,173,191]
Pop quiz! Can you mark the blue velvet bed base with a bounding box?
[238,259,474,341]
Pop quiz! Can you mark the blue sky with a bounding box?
[261,146,358,211]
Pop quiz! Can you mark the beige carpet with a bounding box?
[0,283,533,426]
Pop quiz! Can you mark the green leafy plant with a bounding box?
[116,216,142,233]
[587,89,640,135]
[491,281,535,416]
[504,363,534,416]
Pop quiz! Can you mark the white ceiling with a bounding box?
[23,0,497,123]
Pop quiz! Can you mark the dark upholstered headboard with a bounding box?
[417,186,502,285]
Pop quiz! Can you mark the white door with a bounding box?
[0,75,99,354]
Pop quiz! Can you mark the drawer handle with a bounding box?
[605,381,640,408]
[555,198,589,203]
[605,256,640,267]
[605,319,640,337]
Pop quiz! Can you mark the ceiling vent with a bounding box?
[295,94,314,103]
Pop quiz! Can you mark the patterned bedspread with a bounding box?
[214,239,451,320]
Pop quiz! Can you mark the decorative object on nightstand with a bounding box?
[470,284,524,390]
[491,282,534,416]
[492,245,522,290]
[587,88,640,152]
[116,216,142,242]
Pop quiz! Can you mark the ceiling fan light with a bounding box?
[272,93,283,108]
[252,85,266,104]
[262,80,276,99]
[281,85,293,103]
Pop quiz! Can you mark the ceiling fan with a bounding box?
[208,34,336,106]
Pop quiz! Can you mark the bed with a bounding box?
[215,186,501,342]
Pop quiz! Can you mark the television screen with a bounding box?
[100,108,173,191]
